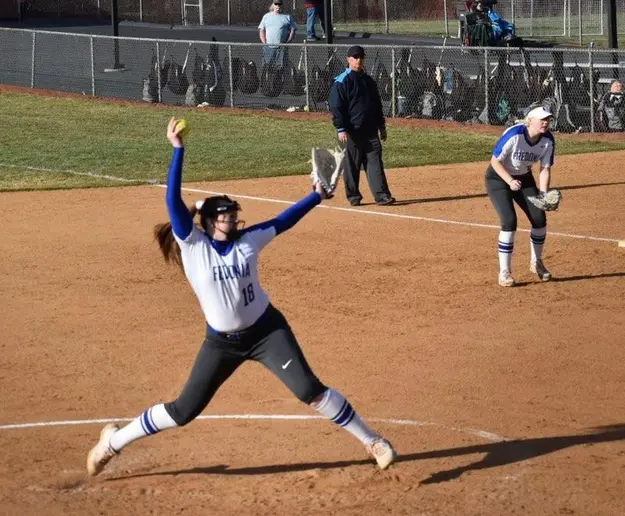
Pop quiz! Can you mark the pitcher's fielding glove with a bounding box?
[527,189,562,211]
[310,147,346,198]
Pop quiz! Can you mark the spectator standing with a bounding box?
[258,0,297,69]
[329,45,395,207]
[304,0,326,41]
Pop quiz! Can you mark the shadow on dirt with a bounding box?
[374,180,625,207]
[114,424,625,482]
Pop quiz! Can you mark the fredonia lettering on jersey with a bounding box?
[213,263,251,281]
[513,150,539,162]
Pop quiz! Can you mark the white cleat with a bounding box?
[87,423,119,476]
[530,260,552,282]
[498,270,515,287]
[367,437,398,470]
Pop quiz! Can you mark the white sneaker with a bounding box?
[366,437,397,470]
[87,423,119,476]
[498,270,515,287]
[530,260,552,281]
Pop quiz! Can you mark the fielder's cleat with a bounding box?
[367,437,398,470]
[530,260,552,281]
[498,270,515,287]
[87,423,119,476]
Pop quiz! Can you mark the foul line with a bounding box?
[0,163,158,185]
[170,185,622,245]
[1,162,620,245]
[0,414,506,442]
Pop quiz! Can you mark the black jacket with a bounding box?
[329,68,385,137]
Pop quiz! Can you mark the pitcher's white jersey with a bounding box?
[175,226,276,332]
[492,124,555,176]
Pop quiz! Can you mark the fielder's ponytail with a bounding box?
[153,204,199,269]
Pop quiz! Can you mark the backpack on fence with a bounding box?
[310,64,331,103]
[260,52,284,98]
[167,46,191,95]
[440,65,474,121]
[185,84,203,106]
[142,77,158,103]
[142,48,168,103]
[192,48,207,87]
[184,47,208,106]
[419,91,443,119]
[203,57,226,106]
[283,47,305,97]
[239,60,260,94]
[374,61,392,102]
[393,48,422,116]
[223,56,243,91]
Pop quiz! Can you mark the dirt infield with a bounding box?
[1,152,624,515]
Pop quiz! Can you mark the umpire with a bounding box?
[329,45,395,206]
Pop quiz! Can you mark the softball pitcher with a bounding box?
[485,106,556,287]
[87,118,397,475]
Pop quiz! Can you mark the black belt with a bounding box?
[207,305,272,340]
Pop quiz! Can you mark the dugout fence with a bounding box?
[1,27,624,132]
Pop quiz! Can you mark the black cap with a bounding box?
[347,45,366,58]
[273,0,283,4]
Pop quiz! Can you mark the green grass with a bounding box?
[1,91,625,191]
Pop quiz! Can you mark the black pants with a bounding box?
[164,305,326,426]
[485,167,546,231]
[343,131,392,204]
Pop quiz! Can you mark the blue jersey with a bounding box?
[492,124,555,177]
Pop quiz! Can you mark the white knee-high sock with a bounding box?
[109,404,178,452]
[498,230,515,272]
[313,389,379,446]
[530,227,547,263]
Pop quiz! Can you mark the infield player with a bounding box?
[87,118,397,475]
[485,106,556,287]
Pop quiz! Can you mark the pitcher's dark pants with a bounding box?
[164,304,326,425]
[343,131,393,204]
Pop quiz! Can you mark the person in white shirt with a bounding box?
[86,117,397,476]
[485,106,556,287]
[258,0,297,69]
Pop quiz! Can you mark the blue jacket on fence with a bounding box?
[488,10,515,40]
[329,68,385,137]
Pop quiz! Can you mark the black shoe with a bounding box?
[349,199,362,206]
[376,196,396,206]
[306,36,320,42]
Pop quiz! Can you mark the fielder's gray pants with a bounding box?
[164,304,326,426]
[343,131,392,203]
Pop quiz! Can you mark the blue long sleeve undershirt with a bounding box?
[165,147,322,241]
[165,147,194,240]
[243,191,321,236]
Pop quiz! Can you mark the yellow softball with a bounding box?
[175,119,190,138]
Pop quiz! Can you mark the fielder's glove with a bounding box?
[527,189,562,211]
[310,147,346,198]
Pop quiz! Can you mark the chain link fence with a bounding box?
[10,1,625,39]
[2,27,625,132]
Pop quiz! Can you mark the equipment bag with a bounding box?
[167,45,191,95]
[239,60,260,94]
